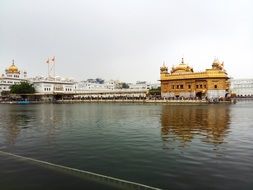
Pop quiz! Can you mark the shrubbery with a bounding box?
[10,82,35,94]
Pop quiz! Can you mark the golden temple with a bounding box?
[160,58,230,99]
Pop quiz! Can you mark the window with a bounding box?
[44,88,51,91]
[188,85,191,89]
[196,85,199,88]
[180,85,183,89]
[172,85,174,89]
[204,85,206,88]
[214,85,217,89]
[177,85,179,89]
[200,84,202,88]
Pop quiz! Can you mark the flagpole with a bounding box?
[47,58,50,78]
[53,56,55,79]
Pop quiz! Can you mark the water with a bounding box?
[0,102,253,189]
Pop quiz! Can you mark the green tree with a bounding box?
[10,82,35,94]
[149,87,161,96]
[121,83,129,89]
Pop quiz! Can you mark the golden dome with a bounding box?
[176,63,188,70]
[171,58,193,74]
[6,60,20,73]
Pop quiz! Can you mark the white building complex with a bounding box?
[230,79,253,97]
[76,79,117,92]
[0,60,27,94]
[75,79,147,99]
[27,76,76,101]
[128,81,160,90]
[30,76,76,94]
[0,60,156,101]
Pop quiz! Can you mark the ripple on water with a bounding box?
[0,103,253,189]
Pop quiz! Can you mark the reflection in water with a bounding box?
[1,103,253,189]
[0,106,31,145]
[0,105,73,145]
[160,105,231,146]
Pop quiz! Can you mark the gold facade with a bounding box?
[160,58,230,99]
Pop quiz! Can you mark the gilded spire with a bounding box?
[160,61,168,73]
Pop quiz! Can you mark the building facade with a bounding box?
[30,76,76,94]
[27,76,76,101]
[76,79,117,92]
[230,79,253,97]
[128,81,160,90]
[160,58,230,99]
[0,60,27,94]
[75,79,147,99]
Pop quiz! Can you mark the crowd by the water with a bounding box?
[1,95,236,103]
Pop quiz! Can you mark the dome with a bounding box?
[213,58,221,65]
[171,58,193,74]
[212,58,224,70]
[160,62,168,73]
[8,64,19,72]
[175,63,188,70]
[6,60,20,73]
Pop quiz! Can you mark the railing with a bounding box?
[0,150,161,190]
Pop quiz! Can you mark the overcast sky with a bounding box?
[1,0,252,83]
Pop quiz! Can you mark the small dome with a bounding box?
[212,58,224,70]
[213,58,221,65]
[6,60,20,73]
[160,62,168,73]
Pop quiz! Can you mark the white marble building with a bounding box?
[74,79,148,99]
[75,79,118,92]
[230,79,253,97]
[128,81,160,90]
[0,60,27,94]
[30,76,76,94]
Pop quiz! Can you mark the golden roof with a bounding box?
[171,58,193,74]
[160,58,229,81]
[6,60,20,73]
